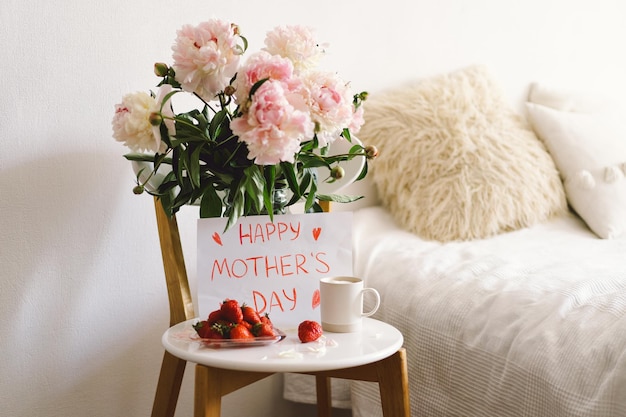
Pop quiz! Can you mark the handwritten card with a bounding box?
[197,212,353,328]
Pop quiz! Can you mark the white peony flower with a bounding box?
[112,91,162,153]
[263,25,324,73]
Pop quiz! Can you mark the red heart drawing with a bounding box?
[312,227,322,241]
[212,232,223,246]
[312,289,321,309]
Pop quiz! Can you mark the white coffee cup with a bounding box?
[319,276,381,333]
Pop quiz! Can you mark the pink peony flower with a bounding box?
[263,25,324,73]
[232,51,298,105]
[112,91,164,153]
[301,71,357,147]
[231,80,314,165]
[171,19,243,101]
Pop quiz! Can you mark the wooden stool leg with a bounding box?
[315,375,332,417]
[151,351,187,417]
[194,365,222,417]
[377,348,411,417]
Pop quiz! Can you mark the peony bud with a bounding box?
[365,145,379,159]
[149,112,163,126]
[224,85,236,96]
[133,185,145,195]
[330,166,345,180]
[154,62,169,77]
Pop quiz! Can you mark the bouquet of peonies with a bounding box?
[112,19,376,230]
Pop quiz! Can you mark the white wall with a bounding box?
[1,1,625,416]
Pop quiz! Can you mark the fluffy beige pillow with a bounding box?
[358,66,567,242]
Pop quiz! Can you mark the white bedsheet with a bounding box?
[351,206,626,417]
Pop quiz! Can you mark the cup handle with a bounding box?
[361,288,381,317]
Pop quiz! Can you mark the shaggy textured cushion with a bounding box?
[526,98,626,239]
[357,66,567,242]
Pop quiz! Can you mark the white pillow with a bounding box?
[528,83,620,114]
[526,102,626,238]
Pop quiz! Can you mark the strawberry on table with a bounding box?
[220,299,243,323]
[207,309,224,325]
[260,313,273,327]
[298,320,323,343]
[241,304,261,324]
[193,320,212,338]
[200,299,279,342]
[253,322,276,338]
[193,320,224,339]
[205,326,225,340]
[230,323,254,340]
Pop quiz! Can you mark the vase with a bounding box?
[222,187,290,218]
[131,160,169,193]
[314,135,365,195]
[270,187,289,215]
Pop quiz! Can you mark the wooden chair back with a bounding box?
[154,197,195,326]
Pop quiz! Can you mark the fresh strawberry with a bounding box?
[241,304,261,324]
[220,299,243,323]
[207,309,224,324]
[229,323,254,340]
[298,320,323,343]
[240,320,253,331]
[253,322,275,338]
[260,313,273,326]
[193,320,212,338]
[194,320,225,339]
[205,326,225,340]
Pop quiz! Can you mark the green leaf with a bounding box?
[298,153,330,169]
[342,128,352,141]
[355,161,368,181]
[225,184,246,231]
[300,140,316,152]
[249,78,269,98]
[189,144,203,188]
[262,186,273,217]
[299,170,312,195]
[305,201,323,213]
[171,179,194,211]
[280,162,300,197]
[265,165,276,189]
[200,185,222,218]
[304,181,317,211]
[157,170,178,193]
[159,122,172,148]
[243,165,265,213]
[124,153,170,163]
[260,165,276,215]
[209,109,228,139]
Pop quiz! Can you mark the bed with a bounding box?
[347,66,626,417]
[351,206,626,417]
[286,65,626,416]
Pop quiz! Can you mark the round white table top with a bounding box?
[162,318,404,373]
